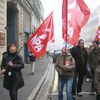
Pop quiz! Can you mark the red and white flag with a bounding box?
[95,25,100,41]
[62,0,90,46]
[27,12,54,58]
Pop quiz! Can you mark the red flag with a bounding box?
[95,25,100,41]
[62,0,90,46]
[27,12,54,58]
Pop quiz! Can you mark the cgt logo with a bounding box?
[31,34,47,52]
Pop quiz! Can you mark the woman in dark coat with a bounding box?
[1,44,24,100]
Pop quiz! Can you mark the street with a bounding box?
[0,0,100,100]
[49,70,96,100]
[0,57,97,100]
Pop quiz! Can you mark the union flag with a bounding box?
[27,12,54,58]
[62,0,91,46]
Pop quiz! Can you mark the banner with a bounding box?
[62,0,90,46]
[27,12,54,58]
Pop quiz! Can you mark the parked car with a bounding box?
[52,50,61,63]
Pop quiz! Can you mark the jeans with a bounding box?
[58,76,73,100]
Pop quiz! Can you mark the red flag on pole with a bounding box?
[27,12,54,58]
[62,0,90,46]
[95,25,100,41]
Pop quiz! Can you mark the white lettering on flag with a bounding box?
[68,24,74,39]
[31,34,47,52]
[34,44,44,52]
[67,0,76,39]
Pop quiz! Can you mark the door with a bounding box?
[7,2,17,45]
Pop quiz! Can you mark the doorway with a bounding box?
[7,2,18,45]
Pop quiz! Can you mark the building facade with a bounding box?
[0,0,44,63]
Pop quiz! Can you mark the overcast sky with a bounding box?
[41,0,100,18]
[40,0,100,49]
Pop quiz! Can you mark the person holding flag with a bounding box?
[55,47,75,100]
[1,44,24,100]
[62,0,90,97]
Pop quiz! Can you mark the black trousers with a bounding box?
[91,69,95,92]
[96,95,100,100]
[9,87,17,100]
[72,68,84,94]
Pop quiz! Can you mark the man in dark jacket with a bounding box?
[70,39,88,97]
[95,60,100,100]
[1,44,24,100]
[88,40,100,95]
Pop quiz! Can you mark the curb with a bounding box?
[27,63,51,100]
[43,64,55,100]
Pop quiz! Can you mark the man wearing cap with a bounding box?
[88,40,100,95]
[55,47,75,100]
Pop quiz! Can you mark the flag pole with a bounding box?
[65,0,68,48]
[63,0,68,66]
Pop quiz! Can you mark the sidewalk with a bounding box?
[0,56,51,100]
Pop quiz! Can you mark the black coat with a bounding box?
[70,46,88,71]
[1,52,24,90]
[28,53,36,62]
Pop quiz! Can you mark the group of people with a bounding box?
[0,39,100,100]
[55,39,100,100]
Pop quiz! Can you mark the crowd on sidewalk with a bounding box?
[54,39,100,100]
[0,39,100,100]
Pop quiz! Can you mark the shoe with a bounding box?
[86,78,90,82]
[31,72,34,75]
[90,91,96,95]
[77,92,82,96]
[72,95,77,99]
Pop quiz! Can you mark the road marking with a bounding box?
[50,91,96,95]
[52,70,58,92]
